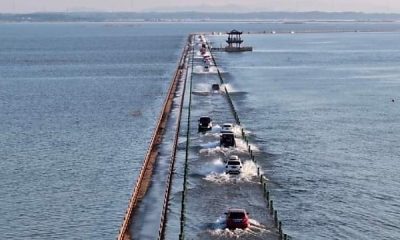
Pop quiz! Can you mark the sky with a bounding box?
[0,0,399,13]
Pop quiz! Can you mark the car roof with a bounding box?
[229,155,239,159]
[227,159,241,163]
[228,208,246,213]
[223,123,233,126]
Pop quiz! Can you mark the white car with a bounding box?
[221,123,234,133]
[225,156,242,174]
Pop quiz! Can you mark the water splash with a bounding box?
[199,140,220,149]
[208,216,268,238]
[220,83,247,95]
[235,138,260,152]
[192,65,220,74]
[209,124,222,133]
[204,161,260,183]
[231,125,244,137]
[198,134,259,158]
[221,83,237,93]
[207,124,248,138]
[199,146,224,156]
[194,158,225,177]
[241,161,261,180]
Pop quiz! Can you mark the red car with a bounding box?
[225,208,249,229]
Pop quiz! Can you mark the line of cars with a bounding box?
[200,43,212,72]
[198,119,242,175]
[198,117,248,228]
[198,117,249,229]
[196,35,250,229]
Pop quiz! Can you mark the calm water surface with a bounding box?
[0,23,183,239]
[1,22,400,239]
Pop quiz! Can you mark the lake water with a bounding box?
[209,31,400,239]
[0,23,183,239]
[0,22,399,239]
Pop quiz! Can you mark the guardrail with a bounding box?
[117,37,190,240]
[179,34,195,240]
[157,40,191,240]
[207,39,290,240]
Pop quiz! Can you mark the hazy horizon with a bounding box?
[1,0,400,14]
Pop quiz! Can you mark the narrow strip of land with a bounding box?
[117,40,190,240]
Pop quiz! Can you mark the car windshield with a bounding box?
[228,161,240,165]
[229,212,245,218]
[222,133,234,137]
[200,117,211,124]
[223,124,232,128]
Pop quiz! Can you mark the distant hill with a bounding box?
[1,11,400,22]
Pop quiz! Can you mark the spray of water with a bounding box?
[199,141,220,149]
[194,158,225,176]
[208,216,268,238]
[199,139,253,156]
[221,83,237,93]
[193,65,220,74]
[235,138,260,152]
[204,160,260,183]
[209,124,221,133]
[199,146,221,156]
[231,125,244,137]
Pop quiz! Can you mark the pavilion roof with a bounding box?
[227,29,242,34]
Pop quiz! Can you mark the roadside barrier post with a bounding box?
[274,210,278,227]
[270,200,274,214]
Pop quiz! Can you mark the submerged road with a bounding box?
[174,35,279,240]
[118,34,286,240]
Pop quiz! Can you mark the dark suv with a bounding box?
[198,116,212,132]
[211,84,220,92]
[220,132,235,147]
